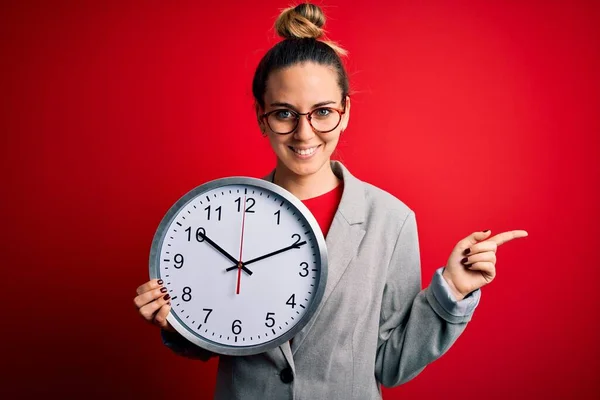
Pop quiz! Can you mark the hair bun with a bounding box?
[275,3,326,40]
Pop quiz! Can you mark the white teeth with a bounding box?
[292,146,317,156]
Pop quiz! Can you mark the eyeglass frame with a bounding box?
[259,104,347,135]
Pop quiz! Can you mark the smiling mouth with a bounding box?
[288,145,320,156]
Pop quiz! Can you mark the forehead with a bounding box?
[264,62,341,105]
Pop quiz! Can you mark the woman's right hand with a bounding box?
[134,279,175,332]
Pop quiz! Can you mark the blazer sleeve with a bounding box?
[374,211,481,387]
[160,329,217,361]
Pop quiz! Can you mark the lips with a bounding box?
[288,145,320,156]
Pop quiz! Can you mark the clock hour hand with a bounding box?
[198,232,254,275]
[225,240,307,272]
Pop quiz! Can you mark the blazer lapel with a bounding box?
[262,161,366,356]
[290,161,366,354]
[279,341,295,373]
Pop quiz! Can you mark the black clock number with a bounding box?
[232,320,242,335]
[299,262,309,277]
[174,253,184,269]
[202,308,213,323]
[265,312,275,328]
[235,197,255,213]
[185,226,206,242]
[286,294,296,308]
[205,205,222,221]
[246,198,256,213]
[182,286,192,302]
[274,210,280,225]
[292,234,301,246]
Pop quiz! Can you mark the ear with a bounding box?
[255,102,266,132]
[340,95,351,132]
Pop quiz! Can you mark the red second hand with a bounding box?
[236,195,247,295]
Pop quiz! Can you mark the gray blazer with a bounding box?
[162,161,480,399]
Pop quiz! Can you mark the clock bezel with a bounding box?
[149,176,328,356]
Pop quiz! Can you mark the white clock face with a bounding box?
[149,178,327,356]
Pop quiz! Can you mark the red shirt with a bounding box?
[301,182,344,238]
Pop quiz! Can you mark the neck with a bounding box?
[273,160,340,200]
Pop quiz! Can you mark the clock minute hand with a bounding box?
[199,232,254,276]
[225,240,307,271]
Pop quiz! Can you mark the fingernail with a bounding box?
[157,279,164,285]
[461,257,468,264]
[163,294,170,300]
[160,287,168,293]
[463,248,470,255]
[482,230,490,233]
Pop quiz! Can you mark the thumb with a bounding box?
[464,229,492,249]
[476,229,492,239]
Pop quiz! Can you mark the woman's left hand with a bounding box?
[442,229,528,300]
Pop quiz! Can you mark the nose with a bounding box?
[293,113,315,140]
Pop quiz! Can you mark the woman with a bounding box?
[134,3,527,399]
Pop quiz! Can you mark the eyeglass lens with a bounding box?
[267,108,341,134]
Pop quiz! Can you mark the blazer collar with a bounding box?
[262,160,366,226]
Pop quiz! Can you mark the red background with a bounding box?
[2,0,599,398]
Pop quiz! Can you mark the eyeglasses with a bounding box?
[260,106,346,135]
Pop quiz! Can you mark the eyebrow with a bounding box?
[269,101,337,110]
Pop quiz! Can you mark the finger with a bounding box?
[461,251,496,266]
[136,279,164,296]
[458,230,493,252]
[134,286,168,309]
[463,240,498,256]
[466,261,496,281]
[488,230,528,246]
[139,293,171,321]
[154,303,171,329]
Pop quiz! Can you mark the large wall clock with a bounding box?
[149,177,328,356]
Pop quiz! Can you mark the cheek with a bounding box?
[268,135,288,150]
[322,134,341,149]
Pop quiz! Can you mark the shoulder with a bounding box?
[362,181,414,218]
[360,180,415,229]
[333,161,415,229]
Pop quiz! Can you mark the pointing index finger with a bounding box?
[488,230,528,246]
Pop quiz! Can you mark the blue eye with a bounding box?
[315,108,331,117]
[274,110,294,120]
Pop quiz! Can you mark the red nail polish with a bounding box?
[163,294,170,300]
[160,287,167,293]
[461,257,468,264]
[157,279,164,285]
[463,248,470,255]
[482,230,490,233]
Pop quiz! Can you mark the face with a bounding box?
[257,62,350,178]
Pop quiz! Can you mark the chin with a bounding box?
[291,164,322,177]
[280,155,328,177]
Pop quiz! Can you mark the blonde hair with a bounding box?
[252,2,350,109]
[275,3,348,57]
